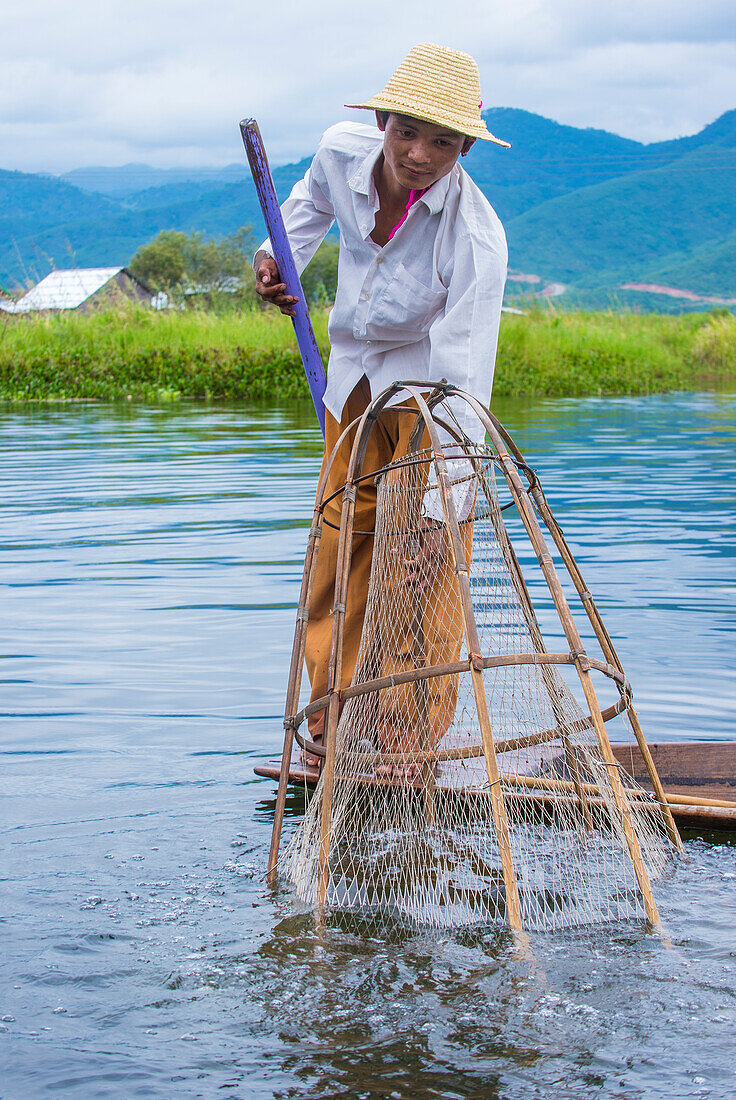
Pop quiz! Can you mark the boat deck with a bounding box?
[254,741,736,829]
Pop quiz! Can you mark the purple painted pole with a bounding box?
[240,118,327,437]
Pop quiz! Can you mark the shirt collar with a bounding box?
[348,142,456,214]
[348,144,383,208]
[420,168,453,214]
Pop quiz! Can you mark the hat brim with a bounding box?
[345,98,510,147]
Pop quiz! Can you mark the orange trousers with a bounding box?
[305,377,470,752]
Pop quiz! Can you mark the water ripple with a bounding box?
[1,394,735,1099]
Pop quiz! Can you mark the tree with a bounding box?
[129,230,188,292]
[129,228,338,310]
[129,227,258,308]
[301,240,339,306]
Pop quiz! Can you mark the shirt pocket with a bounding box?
[367,262,447,339]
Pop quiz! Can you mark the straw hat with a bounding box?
[346,42,510,147]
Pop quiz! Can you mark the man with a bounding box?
[254,43,508,771]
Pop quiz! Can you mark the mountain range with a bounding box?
[1,107,735,310]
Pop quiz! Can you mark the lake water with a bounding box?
[2,393,735,1099]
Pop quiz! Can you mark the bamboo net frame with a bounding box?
[269,382,681,933]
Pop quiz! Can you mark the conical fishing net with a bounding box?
[279,391,678,932]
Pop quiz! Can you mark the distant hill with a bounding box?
[2,108,735,308]
[645,108,736,156]
[506,148,736,281]
[465,107,646,221]
[0,169,120,283]
[61,162,249,198]
[0,160,311,287]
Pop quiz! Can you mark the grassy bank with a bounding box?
[1,304,734,402]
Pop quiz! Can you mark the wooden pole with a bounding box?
[316,484,357,908]
[240,120,326,436]
[475,462,593,833]
[302,650,627,706]
[407,535,435,820]
[315,388,402,910]
[406,408,436,818]
[267,415,367,881]
[533,493,684,852]
[660,792,736,810]
[461,391,661,929]
[485,410,684,855]
[414,394,590,831]
[269,405,379,882]
[407,388,524,932]
[267,507,322,881]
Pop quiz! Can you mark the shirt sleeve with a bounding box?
[421,227,507,522]
[255,148,336,276]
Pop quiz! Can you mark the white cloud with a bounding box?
[1,0,734,171]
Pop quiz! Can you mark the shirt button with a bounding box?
[376,256,383,264]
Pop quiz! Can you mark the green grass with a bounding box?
[0,305,331,402]
[493,308,736,396]
[1,303,734,403]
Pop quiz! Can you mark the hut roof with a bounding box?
[4,267,149,313]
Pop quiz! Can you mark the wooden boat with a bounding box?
[255,740,736,831]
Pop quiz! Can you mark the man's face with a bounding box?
[377,113,473,192]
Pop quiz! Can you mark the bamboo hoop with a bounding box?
[293,651,627,725]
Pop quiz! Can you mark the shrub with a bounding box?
[691,314,736,372]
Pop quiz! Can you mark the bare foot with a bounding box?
[300,734,322,769]
[375,763,421,780]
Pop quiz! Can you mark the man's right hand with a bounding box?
[254,251,299,317]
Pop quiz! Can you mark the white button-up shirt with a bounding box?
[258,121,507,446]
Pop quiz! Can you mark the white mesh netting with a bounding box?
[281,446,674,931]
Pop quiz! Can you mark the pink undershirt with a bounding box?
[387,186,429,241]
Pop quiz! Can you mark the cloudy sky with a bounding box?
[3,0,735,173]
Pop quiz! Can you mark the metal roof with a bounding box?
[8,267,125,313]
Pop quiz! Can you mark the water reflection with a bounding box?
[1,394,735,1098]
